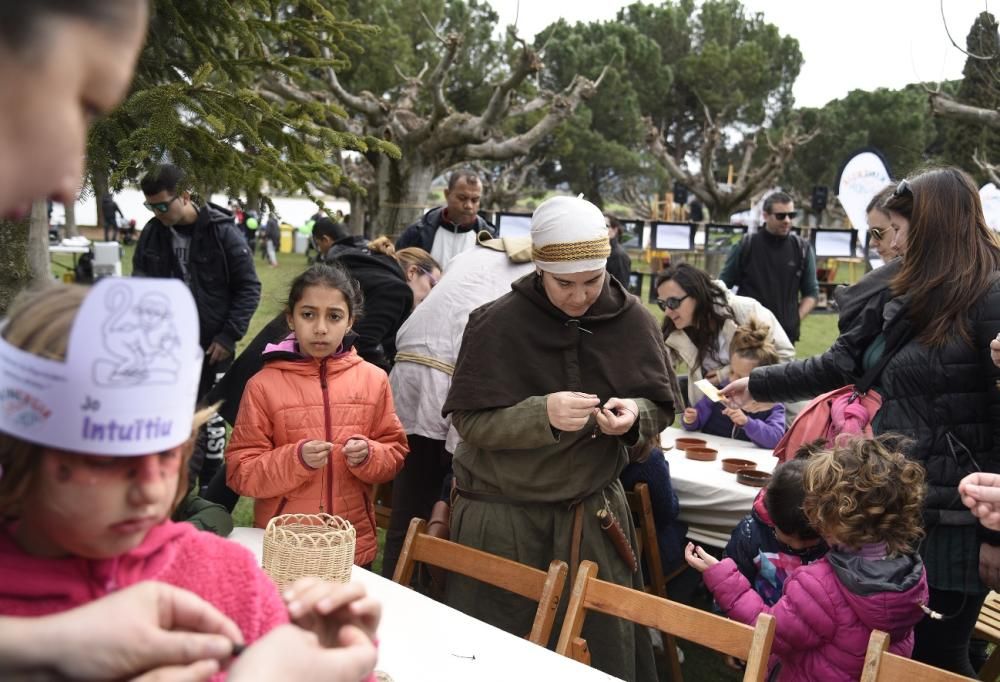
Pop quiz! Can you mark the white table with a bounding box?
[228,528,620,682]
[660,426,778,549]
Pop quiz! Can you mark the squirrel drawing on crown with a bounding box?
[93,285,181,386]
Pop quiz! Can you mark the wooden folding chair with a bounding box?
[556,560,776,682]
[371,479,393,530]
[860,630,968,681]
[625,482,687,680]
[975,591,1000,682]
[392,517,568,647]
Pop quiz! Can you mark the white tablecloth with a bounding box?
[228,528,620,682]
[661,426,778,549]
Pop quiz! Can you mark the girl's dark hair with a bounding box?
[765,459,820,541]
[883,167,1000,347]
[0,1,144,55]
[655,263,735,369]
[729,319,779,367]
[287,263,364,321]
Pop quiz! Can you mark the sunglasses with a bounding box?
[656,294,689,311]
[869,226,893,241]
[769,211,797,221]
[143,195,180,214]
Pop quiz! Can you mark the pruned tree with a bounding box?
[469,157,545,212]
[646,113,817,219]
[262,1,606,234]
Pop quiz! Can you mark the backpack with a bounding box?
[737,232,808,286]
[772,315,913,462]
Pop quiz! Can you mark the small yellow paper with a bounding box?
[695,379,723,403]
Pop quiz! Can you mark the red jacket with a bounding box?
[227,338,408,566]
[0,520,287,682]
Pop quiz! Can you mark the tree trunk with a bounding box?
[348,193,366,236]
[28,201,52,284]
[64,201,79,237]
[374,157,435,239]
[93,173,109,238]
[0,217,32,315]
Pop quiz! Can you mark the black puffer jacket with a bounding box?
[750,268,1000,591]
[133,203,260,351]
[394,206,495,252]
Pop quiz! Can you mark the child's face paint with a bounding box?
[16,447,182,559]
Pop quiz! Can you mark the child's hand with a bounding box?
[684,542,719,573]
[682,407,698,425]
[343,438,369,467]
[283,578,381,648]
[722,405,748,427]
[301,440,333,469]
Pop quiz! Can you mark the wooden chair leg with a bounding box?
[981,648,1000,682]
[663,632,683,682]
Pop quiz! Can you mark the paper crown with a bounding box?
[530,196,610,274]
[0,278,203,456]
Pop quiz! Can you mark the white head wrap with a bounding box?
[530,196,610,274]
[0,278,202,456]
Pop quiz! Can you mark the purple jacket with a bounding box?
[683,394,786,449]
[704,546,928,681]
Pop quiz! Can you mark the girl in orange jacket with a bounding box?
[227,264,409,567]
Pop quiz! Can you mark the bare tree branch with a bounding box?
[735,134,758,188]
[974,148,1000,186]
[941,0,996,60]
[459,70,604,160]
[929,90,1000,129]
[424,34,461,125]
[480,36,545,129]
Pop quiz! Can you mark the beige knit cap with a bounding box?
[530,196,610,274]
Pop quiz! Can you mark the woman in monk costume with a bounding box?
[442,196,676,682]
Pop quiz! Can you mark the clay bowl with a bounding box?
[721,458,757,474]
[674,437,707,451]
[737,470,772,487]
[685,447,718,462]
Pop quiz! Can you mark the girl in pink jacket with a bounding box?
[686,436,930,682]
[0,281,380,681]
[227,263,409,567]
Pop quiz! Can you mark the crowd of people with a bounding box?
[9,1,1000,682]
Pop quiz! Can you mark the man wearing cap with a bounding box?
[442,196,675,681]
[394,168,495,270]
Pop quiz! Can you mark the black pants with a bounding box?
[380,434,451,580]
[188,354,232,491]
[912,587,987,677]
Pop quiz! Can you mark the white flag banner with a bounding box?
[981,183,1000,232]
[835,149,892,251]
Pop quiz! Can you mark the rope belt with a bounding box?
[393,351,455,376]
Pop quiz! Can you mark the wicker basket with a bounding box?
[262,513,356,588]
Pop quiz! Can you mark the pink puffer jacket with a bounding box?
[704,550,928,681]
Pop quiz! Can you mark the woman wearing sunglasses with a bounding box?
[866,184,900,261]
[656,263,795,409]
[724,167,1000,676]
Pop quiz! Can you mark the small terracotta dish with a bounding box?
[685,447,718,462]
[737,470,772,487]
[674,437,707,451]
[721,458,757,474]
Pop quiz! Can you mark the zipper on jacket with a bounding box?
[319,357,332,514]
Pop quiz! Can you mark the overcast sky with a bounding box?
[487,0,989,108]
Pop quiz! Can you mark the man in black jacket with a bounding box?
[605,214,632,287]
[394,169,495,269]
[134,163,261,489]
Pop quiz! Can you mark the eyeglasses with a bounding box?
[894,179,913,198]
[869,226,893,241]
[420,267,439,288]
[656,294,689,311]
[769,211,798,221]
[143,195,180,214]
